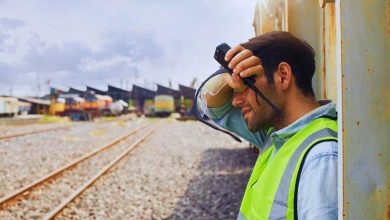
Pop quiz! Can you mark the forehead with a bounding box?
[233,87,251,98]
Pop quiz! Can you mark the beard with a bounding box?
[244,96,278,132]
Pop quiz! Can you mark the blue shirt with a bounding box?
[205,100,338,220]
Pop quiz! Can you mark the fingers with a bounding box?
[229,49,253,70]
[225,45,245,62]
[226,72,247,93]
[233,56,263,76]
[223,44,263,92]
[238,57,264,78]
[225,44,262,74]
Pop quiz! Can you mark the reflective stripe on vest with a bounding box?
[238,117,337,220]
[269,128,337,219]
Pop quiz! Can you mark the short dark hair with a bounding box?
[241,31,316,96]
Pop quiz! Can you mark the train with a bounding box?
[0,96,18,117]
[52,93,118,121]
[142,95,175,117]
[0,96,33,117]
[59,94,90,121]
[83,93,113,117]
[154,95,175,117]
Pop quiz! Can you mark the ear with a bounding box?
[275,62,292,91]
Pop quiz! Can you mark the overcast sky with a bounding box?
[0,0,257,96]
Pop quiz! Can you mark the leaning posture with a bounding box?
[198,31,338,220]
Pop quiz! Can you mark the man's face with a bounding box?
[232,74,280,132]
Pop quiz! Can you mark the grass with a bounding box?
[99,116,118,122]
[39,115,70,123]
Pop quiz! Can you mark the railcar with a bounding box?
[109,100,128,115]
[49,98,65,116]
[83,93,114,118]
[96,95,113,116]
[60,94,91,121]
[0,96,18,117]
[143,99,154,117]
[83,93,100,118]
[154,95,174,117]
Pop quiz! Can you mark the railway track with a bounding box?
[0,115,137,141]
[0,125,73,141]
[0,121,161,219]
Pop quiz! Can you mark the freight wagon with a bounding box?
[83,93,113,118]
[0,96,18,117]
[143,99,154,117]
[49,98,65,116]
[60,94,91,121]
[154,95,174,117]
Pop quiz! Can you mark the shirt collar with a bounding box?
[270,100,337,150]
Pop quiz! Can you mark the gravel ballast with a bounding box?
[0,119,258,220]
[58,119,257,220]
[0,119,146,197]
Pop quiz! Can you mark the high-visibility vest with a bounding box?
[237,117,338,220]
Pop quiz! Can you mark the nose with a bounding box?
[232,91,245,108]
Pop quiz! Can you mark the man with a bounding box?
[199,31,337,219]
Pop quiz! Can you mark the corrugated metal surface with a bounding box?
[338,0,390,219]
[253,0,286,35]
[253,0,325,99]
[253,0,389,218]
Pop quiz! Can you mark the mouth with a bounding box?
[241,107,251,119]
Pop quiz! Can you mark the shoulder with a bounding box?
[297,141,338,219]
[301,140,337,173]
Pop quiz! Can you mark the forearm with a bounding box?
[201,73,233,108]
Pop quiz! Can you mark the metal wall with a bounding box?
[337,0,390,218]
[253,0,389,218]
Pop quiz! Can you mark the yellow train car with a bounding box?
[143,99,154,117]
[49,98,65,116]
[154,95,174,117]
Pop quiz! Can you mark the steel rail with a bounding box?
[0,123,149,206]
[0,114,137,141]
[44,122,161,220]
[0,125,72,141]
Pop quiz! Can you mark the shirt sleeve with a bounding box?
[297,141,338,220]
[199,95,267,148]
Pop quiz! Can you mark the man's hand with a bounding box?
[224,45,264,92]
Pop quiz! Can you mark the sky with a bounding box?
[0,0,257,97]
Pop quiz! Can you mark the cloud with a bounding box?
[0,1,256,96]
[0,18,26,53]
[97,30,164,62]
[79,55,140,81]
[0,28,165,95]
[24,40,92,73]
[0,17,25,30]
[0,32,12,52]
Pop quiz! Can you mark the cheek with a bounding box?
[232,90,249,107]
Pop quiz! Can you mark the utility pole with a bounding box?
[36,72,41,97]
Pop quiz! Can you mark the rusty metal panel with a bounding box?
[338,0,390,219]
[252,0,389,218]
[253,0,287,35]
[253,0,325,98]
[322,3,337,102]
[287,0,323,98]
